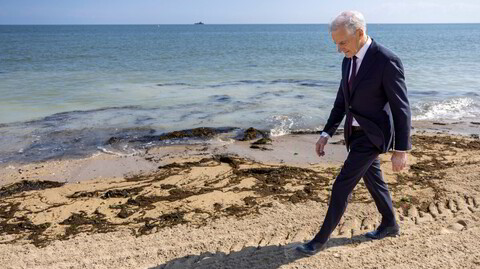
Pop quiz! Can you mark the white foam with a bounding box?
[96,146,138,156]
[269,115,294,137]
[210,136,236,145]
[413,97,479,121]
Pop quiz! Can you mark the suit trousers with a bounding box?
[312,130,397,244]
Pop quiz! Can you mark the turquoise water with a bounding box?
[1,24,479,163]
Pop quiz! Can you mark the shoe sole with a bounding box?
[365,231,400,240]
[295,244,326,256]
[295,246,315,256]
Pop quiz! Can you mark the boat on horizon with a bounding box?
[194,22,204,25]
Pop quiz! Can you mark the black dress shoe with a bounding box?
[295,240,326,256]
[365,224,400,240]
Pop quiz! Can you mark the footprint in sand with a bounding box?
[441,219,468,234]
[337,216,360,237]
[411,195,480,226]
[360,216,379,232]
[466,196,479,214]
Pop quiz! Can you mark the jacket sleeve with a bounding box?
[383,56,412,151]
[322,81,346,137]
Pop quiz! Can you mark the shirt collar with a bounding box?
[355,36,372,61]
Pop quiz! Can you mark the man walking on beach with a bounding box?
[296,11,411,256]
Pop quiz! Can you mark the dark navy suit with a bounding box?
[312,39,411,244]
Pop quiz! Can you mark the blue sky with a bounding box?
[1,0,479,24]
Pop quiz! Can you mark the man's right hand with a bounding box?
[315,136,328,157]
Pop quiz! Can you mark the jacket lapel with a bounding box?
[351,39,379,97]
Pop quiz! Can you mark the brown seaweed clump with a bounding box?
[241,127,266,141]
[124,127,238,144]
[59,210,117,240]
[0,180,64,247]
[0,180,64,198]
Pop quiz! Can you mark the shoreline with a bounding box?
[1,119,479,186]
[1,118,479,163]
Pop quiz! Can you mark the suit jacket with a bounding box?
[322,39,411,153]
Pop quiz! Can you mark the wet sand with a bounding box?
[1,122,480,269]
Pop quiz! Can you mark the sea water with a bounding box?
[1,24,479,163]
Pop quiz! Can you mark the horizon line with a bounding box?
[1,22,480,26]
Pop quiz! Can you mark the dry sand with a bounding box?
[1,126,480,269]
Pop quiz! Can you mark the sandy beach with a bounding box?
[1,122,480,269]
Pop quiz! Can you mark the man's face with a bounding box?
[331,27,362,58]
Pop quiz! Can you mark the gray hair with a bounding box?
[329,11,367,35]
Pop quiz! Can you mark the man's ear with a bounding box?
[356,29,364,39]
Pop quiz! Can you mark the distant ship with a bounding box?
[194,22,204,25]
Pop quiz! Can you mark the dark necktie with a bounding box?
[348,55,357,95]
[346,55,357,142]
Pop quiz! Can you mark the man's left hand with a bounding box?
[391,151,407,172]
